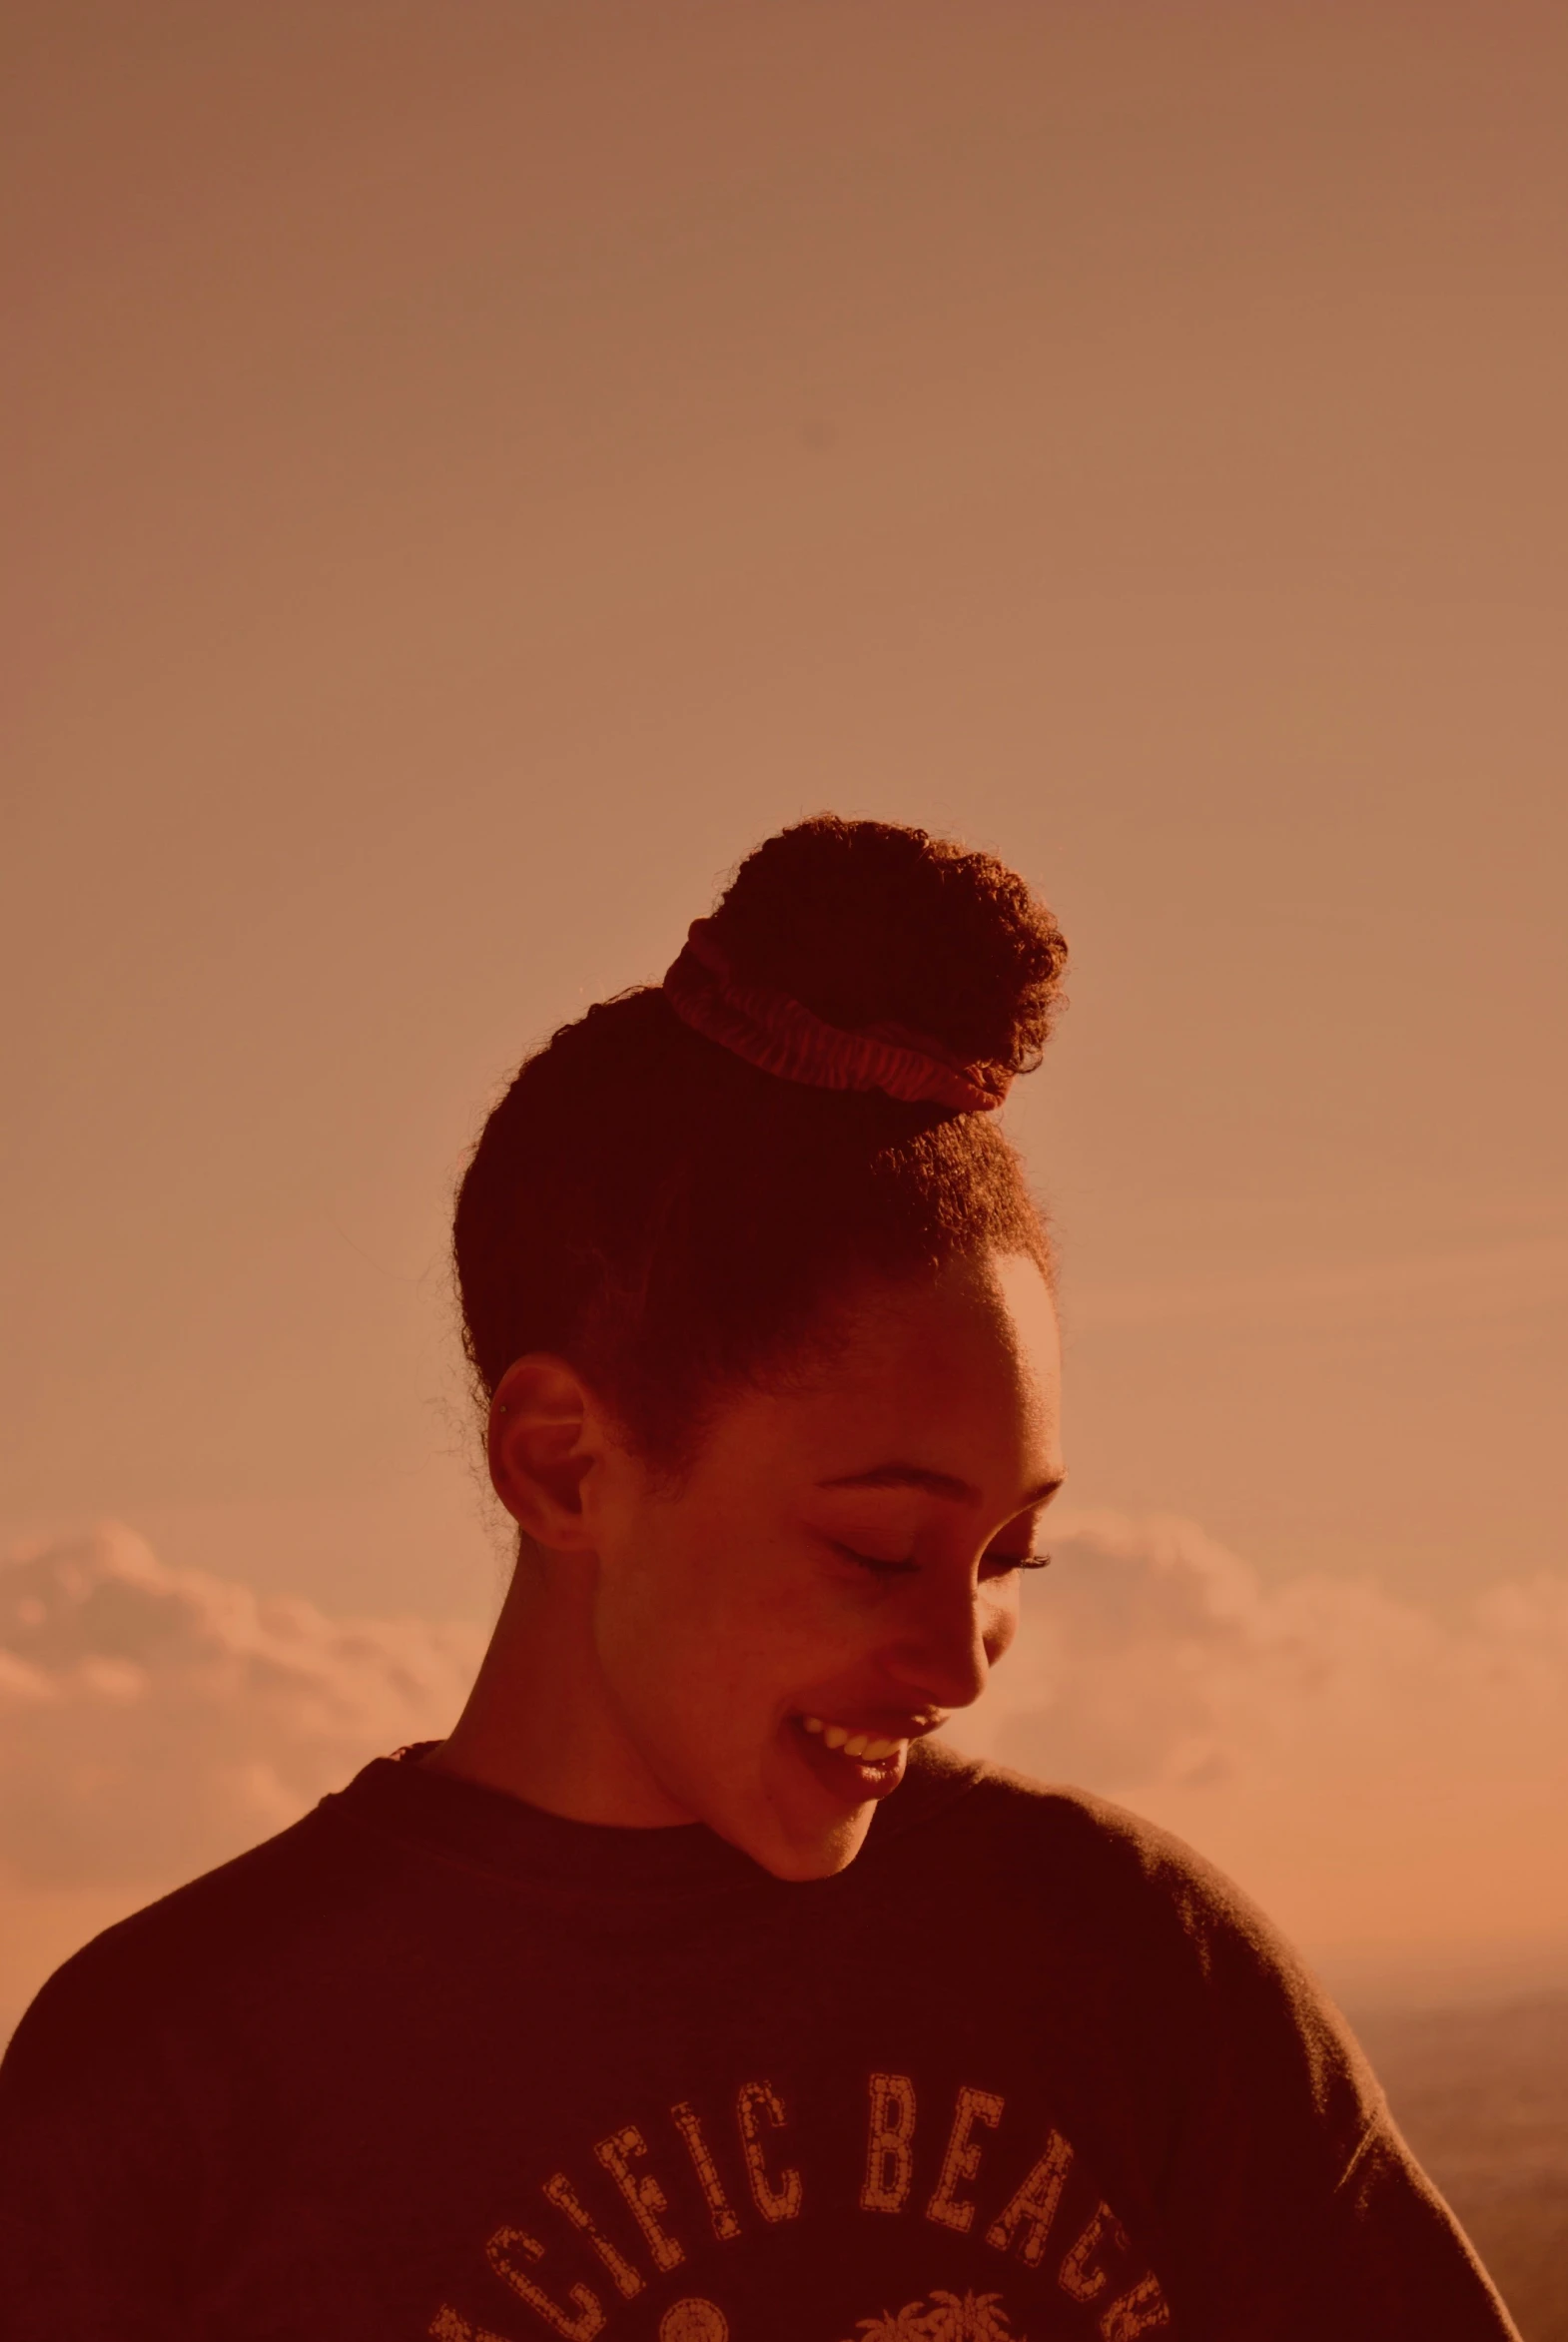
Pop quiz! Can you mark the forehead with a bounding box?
[825,1249,1058,1390]
[712,1251,1063,1491]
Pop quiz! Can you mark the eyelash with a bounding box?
[833,1544,1053,1580]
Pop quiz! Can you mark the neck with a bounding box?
[424,1538,696,1829]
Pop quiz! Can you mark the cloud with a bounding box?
[0,1521,483,1892]
[4,1515,1567,2025]
[955,1513,1568,1994]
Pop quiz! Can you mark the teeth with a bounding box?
[798,1718,905,1764]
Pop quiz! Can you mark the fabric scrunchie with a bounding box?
[661,920,1011,1114]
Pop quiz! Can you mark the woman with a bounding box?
[0,817,1516,2339]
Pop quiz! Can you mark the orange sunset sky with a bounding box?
[4,1,1567,2017]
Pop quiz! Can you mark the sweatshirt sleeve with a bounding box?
[1304,2117,1522,2336]
[0,1950,200,2339]
[1133,1829,1522,2341]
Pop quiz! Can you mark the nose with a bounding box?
[880,1571,1010,1715]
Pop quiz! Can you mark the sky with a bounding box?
[3,1,1566,2014]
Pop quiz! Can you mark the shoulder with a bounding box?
[1,1792,378,2108]
[886,1738,1261,1933]
[0,1783,410,2319]
[882,1745,1365,2071]
[883,1749,1395,2223]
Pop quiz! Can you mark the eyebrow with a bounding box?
[817,1464,1066,1507]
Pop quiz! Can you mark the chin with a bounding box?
[730,1801,877,1884]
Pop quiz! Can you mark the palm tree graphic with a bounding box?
[848,2289,1024,2342]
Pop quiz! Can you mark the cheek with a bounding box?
[598,1516,826,1707]
[982,1586,1022,1664]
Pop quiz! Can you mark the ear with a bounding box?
[487,1355,607,1551]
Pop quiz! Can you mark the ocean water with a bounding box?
[1354,1994,1568,2338]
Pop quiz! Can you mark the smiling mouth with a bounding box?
[792,1710,946,1770]
[798,1715,905,1762]
[788,1713,919,1803]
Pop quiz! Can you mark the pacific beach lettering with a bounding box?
[430,2072,1171,2342]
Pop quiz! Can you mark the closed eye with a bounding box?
[833,1543,1053,1580]
[830,1542,920,1580]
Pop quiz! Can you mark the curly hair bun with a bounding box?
[702,816,1068,1079]
[454,814,1065,1455]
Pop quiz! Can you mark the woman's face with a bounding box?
[578,1249,1064,1880]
